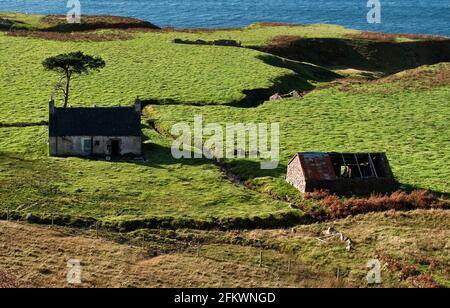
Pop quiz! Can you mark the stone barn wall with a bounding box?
[286,155,307,192]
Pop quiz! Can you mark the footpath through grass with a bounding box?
[0,13,448,230]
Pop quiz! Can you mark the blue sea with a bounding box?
[1,0,449,36]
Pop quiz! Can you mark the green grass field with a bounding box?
[0,13,359,126]
[0,12,47,30]
[150,65,450,196]
[0,13,448,230]
[0,31,292,123]
[0,125,293,228]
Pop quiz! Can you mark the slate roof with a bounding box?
[49,107,141,137]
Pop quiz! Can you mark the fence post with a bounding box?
[259,249,263,267]
[288,259,291,273]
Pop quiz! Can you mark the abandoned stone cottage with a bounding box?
[48,99,142,158]
[286,152,397,194]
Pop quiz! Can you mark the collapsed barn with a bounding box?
[286,152,397,194]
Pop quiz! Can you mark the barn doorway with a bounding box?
[110,140,121,158]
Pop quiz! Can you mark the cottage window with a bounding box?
[82,138,92,154]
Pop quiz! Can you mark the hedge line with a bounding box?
[0,210,313,232]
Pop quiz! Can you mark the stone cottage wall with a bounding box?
[49,136,142,157]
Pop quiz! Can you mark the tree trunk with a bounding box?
[63,74,71,108]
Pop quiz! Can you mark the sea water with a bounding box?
[1,0,449,36]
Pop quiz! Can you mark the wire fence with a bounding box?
[1,213,345,286]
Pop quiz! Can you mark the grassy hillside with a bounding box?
[1,209,448,287]
[0,12,448,288]
[0,32,294,123]
[0,12,158,31]
[1,13,448,123]
[0,12,46,30]
[0,126,294,229]
[0,12,448,231]
[258,36,450,74]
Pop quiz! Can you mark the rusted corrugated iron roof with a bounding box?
[298,152,336,181]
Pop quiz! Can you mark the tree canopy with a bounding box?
[43,51,105,107]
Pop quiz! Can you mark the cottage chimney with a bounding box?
[49,96,55,114]
[134,96,141,113]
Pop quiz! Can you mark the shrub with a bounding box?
[0,272,17,288]
[347,31,449,42]
[400,265,421,280]
[0,272,33,288]
[319,190,438,219]
[8,30,133,42]
[408,273,441,288]
[304,189,331,200]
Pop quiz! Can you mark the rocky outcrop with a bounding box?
[173,38,241,47]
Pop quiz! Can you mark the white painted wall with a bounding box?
[49,136,142,157]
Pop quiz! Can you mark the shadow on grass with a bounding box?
[0,151,28,162]
[42,21,159,33]
[429,190,450,199]
[142,54,341,109]
[256,54,341,82]
[141,141,288,183]
[0,121,48,128]
[0,151,446,232]
[256,37,450,74]
[401,184,450,200]
[0,17,25,31]
[141,142,215,168]
[0,15,160,33]
[223,158,287,180]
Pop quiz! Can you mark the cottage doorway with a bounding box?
[110,140,120,158]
